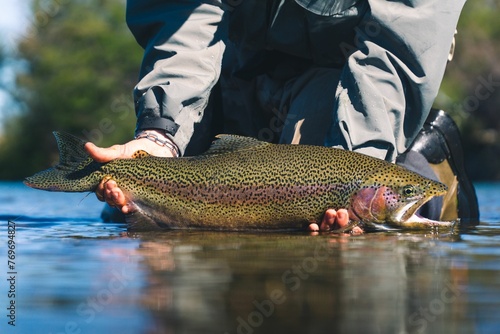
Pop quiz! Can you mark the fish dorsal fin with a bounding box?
[132,150,151,159]
[202,134,270,156]
[53,131,92,171]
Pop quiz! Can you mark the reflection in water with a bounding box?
[2,182,500,334]
[130,231,474,334]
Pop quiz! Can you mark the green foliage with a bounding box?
[0,0,142,179]
[435,0,500,180]
[1,0,500,180]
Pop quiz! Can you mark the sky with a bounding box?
[0,1,31,132]
[0,1,30,50]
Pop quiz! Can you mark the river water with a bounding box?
[1,181,499,334]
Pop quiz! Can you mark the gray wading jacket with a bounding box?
[126,0,464,161]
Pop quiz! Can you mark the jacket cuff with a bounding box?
[135,115,179,136]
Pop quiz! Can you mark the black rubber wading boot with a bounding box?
[406,108,479,225]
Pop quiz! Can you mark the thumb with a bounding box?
[84,142,125,163]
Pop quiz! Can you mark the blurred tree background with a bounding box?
[0,0,141,179]
[435,0,500,181]
[0,0,499,180]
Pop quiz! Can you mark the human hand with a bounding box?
[85,130,177,212]
[309,209,364,235]
[85,130,177,163]
[86,132,362,234]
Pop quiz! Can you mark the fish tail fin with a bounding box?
[24,132,102,192]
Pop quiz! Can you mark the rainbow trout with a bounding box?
[25,132,455,232]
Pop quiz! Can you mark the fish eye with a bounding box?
[402,185,416,197]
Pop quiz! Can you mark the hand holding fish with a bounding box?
[84,130,176,214]
[84,130,177,163]
[26,133,453,233]
[84,132,353,233]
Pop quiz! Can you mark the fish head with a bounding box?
[348,165,448,228]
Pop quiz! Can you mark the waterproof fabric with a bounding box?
[126,0,465,160]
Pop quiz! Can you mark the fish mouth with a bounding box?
[395,196,431,223]
[397,211,458,230]
[394,180,448,224]
[392,195,457,229]
[396,179,449,223]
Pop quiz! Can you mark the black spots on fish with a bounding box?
[103,140,405,229]
[132,150,150,159]
[381,188,400,209]
[370,177,387,186]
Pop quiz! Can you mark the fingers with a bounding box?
[350,226,364,235]
[96,176,111,203]
[320,209,349,231]
[336,210,349,228]
[308,223,320,232]
[85,142,125,163]
[320,209,337,231]
[85,138,175,164]
[88,135,176,215]
[308,209,353,233]
[95,177,132,214]
[103,180,127,208]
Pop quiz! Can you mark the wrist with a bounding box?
[134,130,180,157]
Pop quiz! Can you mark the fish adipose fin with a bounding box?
[202,134,270,156]
[24,132,102,192]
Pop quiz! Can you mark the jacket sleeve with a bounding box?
[126,0,226,155]
[326,0,465,161]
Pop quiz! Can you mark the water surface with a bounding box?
[1,182,499,334]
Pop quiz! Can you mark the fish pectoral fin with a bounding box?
[202,134,270,156]
[329,220,361,234]
[132,150,151,159]
[125,209,164,231]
